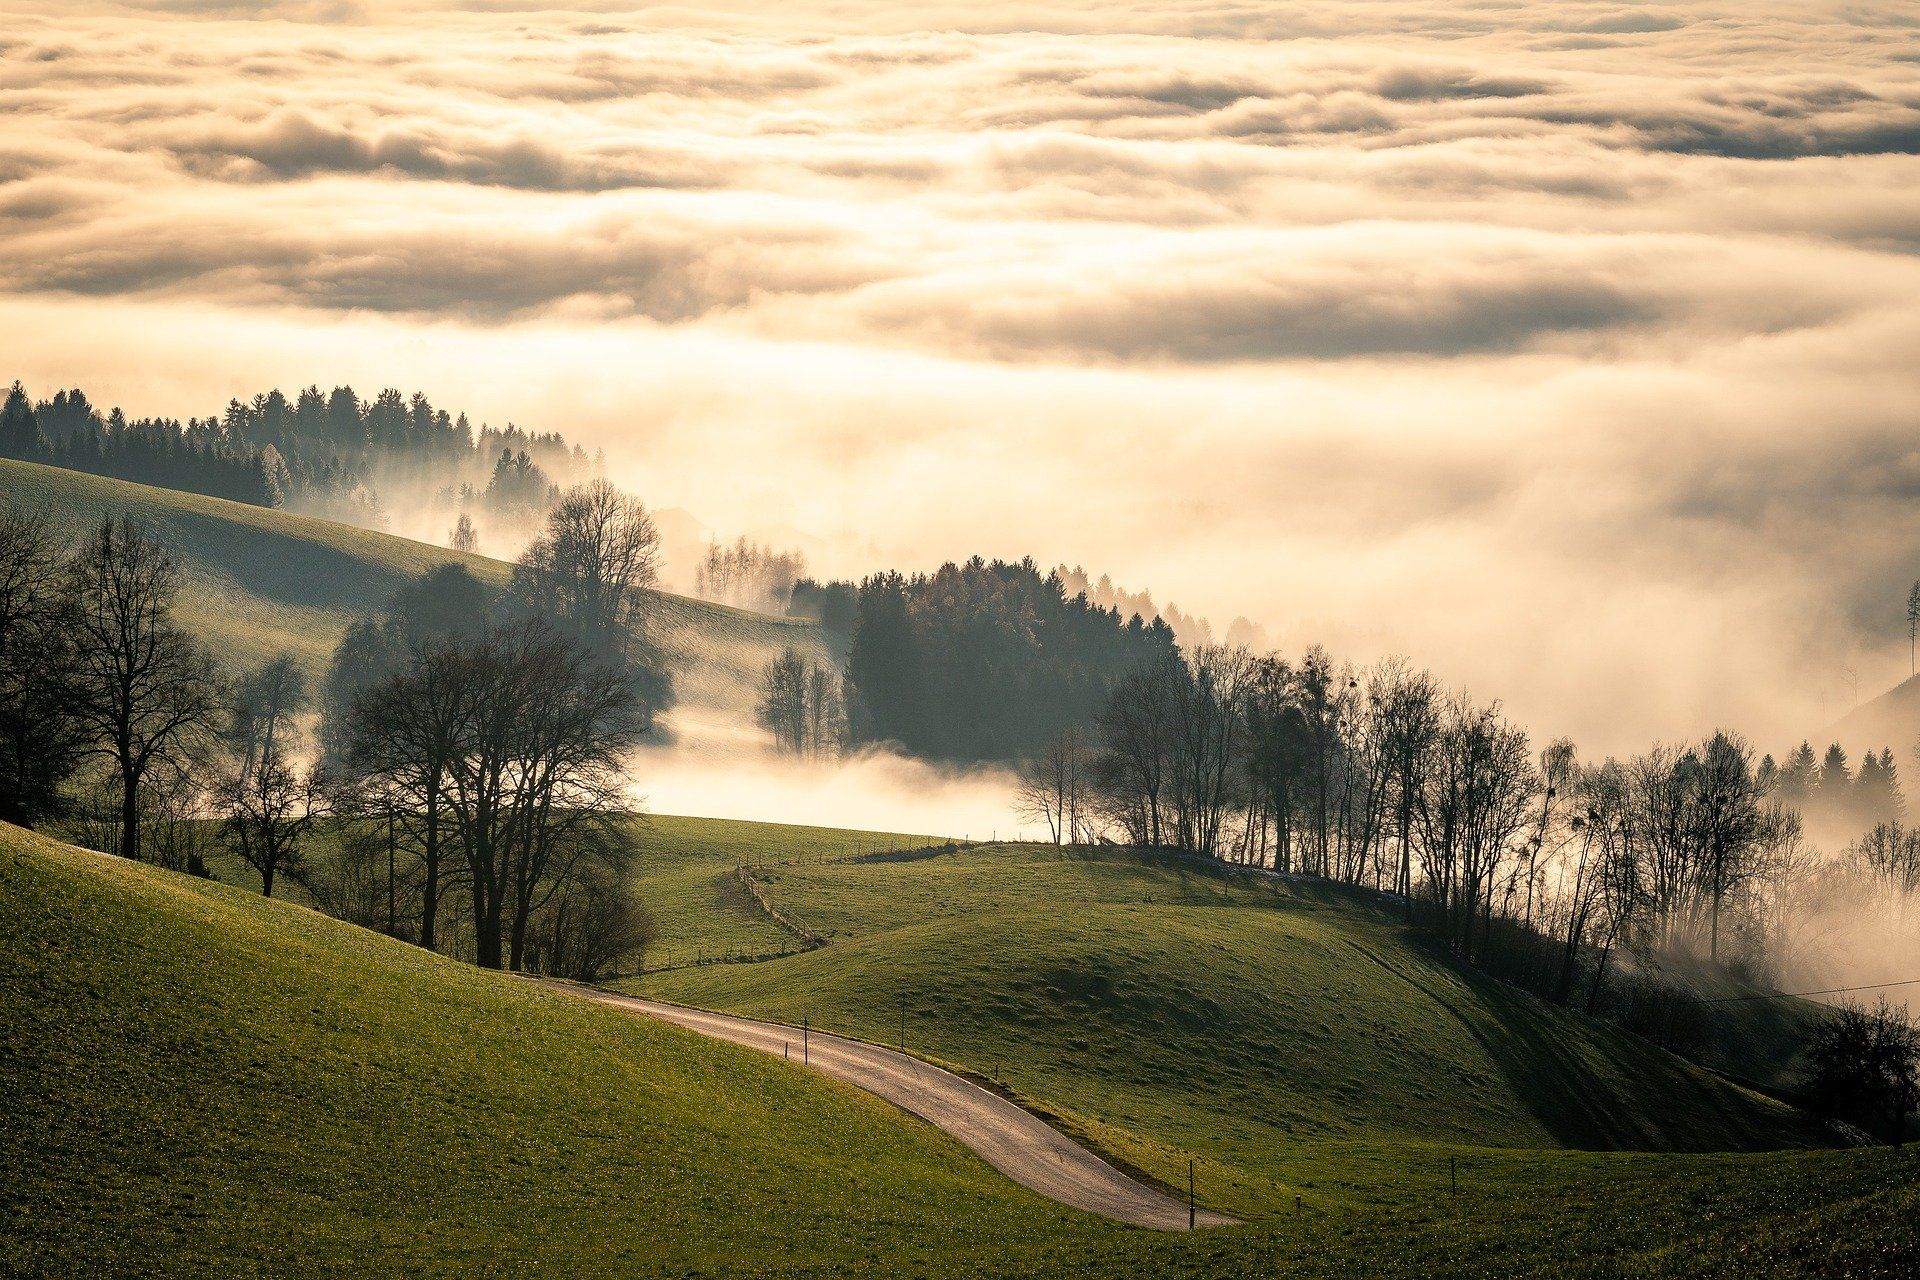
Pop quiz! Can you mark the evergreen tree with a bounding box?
[0,382,43,458]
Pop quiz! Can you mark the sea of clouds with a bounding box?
[5,0,1920,758]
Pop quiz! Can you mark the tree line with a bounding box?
[1012,640,1918,1140]
[1,380,603,546]
[793,558,1178,762]
[0,480,669,981]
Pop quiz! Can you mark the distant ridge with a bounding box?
[0,457,828,724]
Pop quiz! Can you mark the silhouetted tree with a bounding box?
[219,741,329,897]
[1802,1000,1920,1145]
[0,509,85,825]
[65,519,223,862]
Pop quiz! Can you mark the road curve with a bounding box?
[528,981,1237,1231]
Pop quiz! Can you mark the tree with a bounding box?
[697,537,806,613]
[232,654,305,779]
[1802,1000,1920,1144]
[0,382,44,457]
[511,480,657,655]
[219,742,329,897]
[524,866,657,981]
[449,511,479,554]
[65,519,223,862]
[1094,651,1182,848]
[0,509,85,825]
[754,647,845,758]
[509,479,668,722]
[342,645,470,948]
[1017,727,1092,845]
[1907,581,1920,677]
[430,621,643,970]
[1691,732,1768,960]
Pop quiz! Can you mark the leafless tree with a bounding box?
[449,511,479,555]
[1017,727,1093,845]
[435,621,643,970]
[1414,692,1537,960]
[525,866,657,981]
[511,479,659,667]
[0,508,85,826]
[343,644,471,948]
[756,646,845,757]
[1169,646,1250,859]
[219,741,329,897]
[65,518,223,862]
[1094,652,1182,848]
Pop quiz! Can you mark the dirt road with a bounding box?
[529,982,1236,1231]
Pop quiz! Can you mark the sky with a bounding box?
[4,0,1920,757]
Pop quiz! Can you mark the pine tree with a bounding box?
[0,382,44,458]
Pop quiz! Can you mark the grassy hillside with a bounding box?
[6,823,1917,1277]
[631,843,1819,1215]
[0,458,827,718]
[0,821,1099,1276]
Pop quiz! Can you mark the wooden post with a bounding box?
[1188,1159,1195,1230]
[1450,1155,1457,1196]
[803,1017,809,1065]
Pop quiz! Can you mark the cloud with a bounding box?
[4,0,1920,762]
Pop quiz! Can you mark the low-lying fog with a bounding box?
[637,709,1032,842]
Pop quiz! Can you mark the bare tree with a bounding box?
[65,518,223,862]
[755,647,845,757]
[1170,646,1250,859]
[511,479,658,657]
[1908,580,1920,678]
[343,644,469,948]
[1017,727,1092,845]
[1414,693,1536,960]
[219,742,329,897]
[434,621,644,971]
[1802,1000,1920,1144]
[232,654,305,779]
[0,508,85,826]
[1094,652,1181,848]
[449,511,479,555]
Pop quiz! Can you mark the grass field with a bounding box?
[0,821,1099,1277]
[5,822,1918,1276]
[629,842,1825,1218]
[0,458,828,718]
[190,813,948,965]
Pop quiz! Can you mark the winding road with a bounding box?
[529,981,1237,1231]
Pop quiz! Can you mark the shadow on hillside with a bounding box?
[1353,931,1814,1153]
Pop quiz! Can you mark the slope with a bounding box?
[0,821,1104,1276]
[6,824,1916,1278]
[0,457,827,721]
[634,844,1818,1215]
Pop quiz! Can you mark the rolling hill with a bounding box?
[0,458,828,722]
[6,822,1918,1277]
[630,842,1824,1216]
[0,820,1101,1276]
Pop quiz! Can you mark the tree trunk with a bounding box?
[420,812,440,952]
[119,759,140,862]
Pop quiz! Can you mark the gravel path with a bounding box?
[530,981,1237,1231]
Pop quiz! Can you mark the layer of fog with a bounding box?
[636,708,1031,841]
